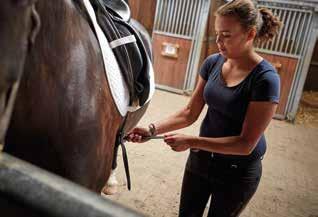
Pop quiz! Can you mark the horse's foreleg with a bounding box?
[101,145,119,195]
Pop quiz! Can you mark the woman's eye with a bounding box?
[215,32,231,38]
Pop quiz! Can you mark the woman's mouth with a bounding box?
[219,47,226,52]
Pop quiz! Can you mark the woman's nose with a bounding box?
[216,35,221,43]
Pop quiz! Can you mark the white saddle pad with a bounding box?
[83,0,155,117]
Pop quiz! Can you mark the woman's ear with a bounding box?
[247,28,257,42]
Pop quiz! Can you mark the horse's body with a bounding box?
[3,0,146,192]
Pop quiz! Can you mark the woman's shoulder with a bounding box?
[200,53,223,80]
[249,59,281,103]
[252,59,280,82]
[204,53,223,66]
[259,59,277,71]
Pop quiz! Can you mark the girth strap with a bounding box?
[114,115,131,190]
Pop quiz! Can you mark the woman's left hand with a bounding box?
[164,133,194,152]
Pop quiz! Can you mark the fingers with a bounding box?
[169,144,189,152]
[128,133,142,142]
[164,133,176,139]
[127,133,149,143]
[126,127,150,143]
[128,127,148,135]
[164,134,190,152]
[163,133,176,144]
[164,137,175,144]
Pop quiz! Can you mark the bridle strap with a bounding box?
[28,4,41,48]
[0,82,21,143]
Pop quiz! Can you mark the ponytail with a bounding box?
[256,7,282,43]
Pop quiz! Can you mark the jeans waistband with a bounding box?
[210,153,263,169]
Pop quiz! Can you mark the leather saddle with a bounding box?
[89,0,152,106]
[102,0,131,22]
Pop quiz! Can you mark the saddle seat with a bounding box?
[102,0,131,22]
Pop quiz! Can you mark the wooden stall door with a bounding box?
[152,34,193,90]
[259,52,298,118]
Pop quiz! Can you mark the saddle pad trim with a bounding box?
[83,0,129,116]
[109,35,137,49]
[83,0,155,116]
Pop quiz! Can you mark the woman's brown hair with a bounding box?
[216,0,282,43]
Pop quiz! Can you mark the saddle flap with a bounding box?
[95,1,152,106]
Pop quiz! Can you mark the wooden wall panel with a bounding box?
[128,0,157,34]
[152,34,192,89]
[258,52,298,117]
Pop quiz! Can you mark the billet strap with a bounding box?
[119,139,131,190]
[109,35,136,49]
[114,115,131,190]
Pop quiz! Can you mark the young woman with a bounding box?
[128,0,282,216]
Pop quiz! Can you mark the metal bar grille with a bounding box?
[255,1,313,57]
[154,0,206,38]
[181,0,191,35]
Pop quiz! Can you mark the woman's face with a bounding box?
[215,15,254,58]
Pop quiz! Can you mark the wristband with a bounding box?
[148,123,156,136]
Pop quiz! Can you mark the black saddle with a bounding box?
[90,0,152,106]
[102,0,131,22]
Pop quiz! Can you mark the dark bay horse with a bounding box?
[3,0,148,193]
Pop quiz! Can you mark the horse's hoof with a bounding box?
[101,185,118,195]
[101,169,119,195]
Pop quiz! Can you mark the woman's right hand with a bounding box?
[126,127,151,143]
